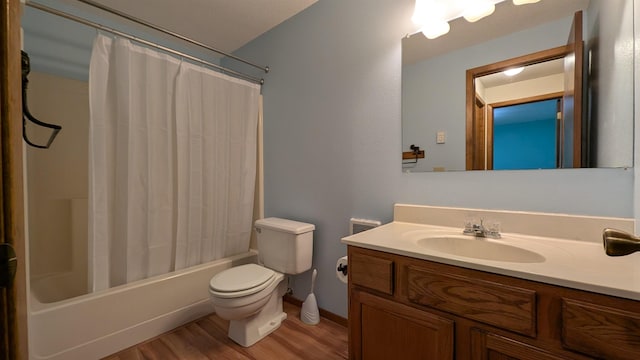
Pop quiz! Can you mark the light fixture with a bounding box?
[503,67,524,76]
[412,0,450,39]
[412,0,542,40]
[463,1,496,23]
[421,20,451,39]
[513,0,540,5]
[412,0,441,25]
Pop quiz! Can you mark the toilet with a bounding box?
[208,217,315,347]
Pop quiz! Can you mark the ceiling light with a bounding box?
[412,0,450,39]
[503,67,524,76]
[411,0,541,39]
[412,0,445,25]
[463,1,496,22]
[420,20,451,39]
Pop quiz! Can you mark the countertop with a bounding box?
[342,221,640,301]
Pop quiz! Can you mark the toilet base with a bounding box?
[228,280,287,347]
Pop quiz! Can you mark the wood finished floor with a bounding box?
[103,301,348,360]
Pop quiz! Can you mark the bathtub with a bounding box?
[28,250,257,360]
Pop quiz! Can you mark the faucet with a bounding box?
[463,219,501,239]
[602,228,640,256]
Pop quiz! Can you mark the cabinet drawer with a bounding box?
[562,298,640,360]
[407,265,536,337]
[350,253,394,295]
[470,329,568,360]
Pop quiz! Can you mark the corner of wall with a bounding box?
[633,0,640,233]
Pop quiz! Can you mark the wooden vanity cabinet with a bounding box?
[348,246,640,360]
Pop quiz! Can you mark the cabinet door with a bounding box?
[470,329,569,360]
[562,298,640,360]
[350,289,454,360]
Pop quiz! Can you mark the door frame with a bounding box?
[1,0,28,358]
[465,45,569,170]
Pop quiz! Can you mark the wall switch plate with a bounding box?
[436,131,446,144]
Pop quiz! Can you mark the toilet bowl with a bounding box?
[209,263,287,346]
[208,217,315,347]
[209,263,284,320]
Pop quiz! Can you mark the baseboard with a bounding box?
[284,295,348,328]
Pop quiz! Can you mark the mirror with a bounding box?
[402,0,634,172]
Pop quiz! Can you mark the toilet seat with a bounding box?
[209,264,276,299]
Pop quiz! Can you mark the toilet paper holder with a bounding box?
[337,263,348,276]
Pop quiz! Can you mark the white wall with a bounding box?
[232,0,634,318]
[587,0,635,168]
[634,0,640,234]
[484,74,564,104]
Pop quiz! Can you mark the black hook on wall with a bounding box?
[402,144,425,164]
[22,51,62,149]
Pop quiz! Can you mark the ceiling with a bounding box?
[478,58,564,88]
[62,0,318,55]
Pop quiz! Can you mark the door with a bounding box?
[562,11,584,168]
[1,0,28,359]
[491,97,561,170]
[473,96,486,170]
[350,289,454,360]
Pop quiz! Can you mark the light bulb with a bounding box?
[503,67,524,76]
[513,0,541,5]
[420,20,451,39]
[412,0,445,25]
[463,1,496,22]
[412,0,428,24]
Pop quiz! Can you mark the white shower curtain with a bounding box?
[88,34,260,291]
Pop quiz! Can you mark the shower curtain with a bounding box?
[88,34,260,291]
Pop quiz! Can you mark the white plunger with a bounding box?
[301,269,320,325]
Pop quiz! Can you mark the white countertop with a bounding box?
[342,221,640,301]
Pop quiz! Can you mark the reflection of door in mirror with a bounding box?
[466,11,583,170]
[490,96,562,170]
[562,10,584,168]
[467,96,486,170]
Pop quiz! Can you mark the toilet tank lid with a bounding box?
[255,217,315,234]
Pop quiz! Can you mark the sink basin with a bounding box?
[416,235,546,263]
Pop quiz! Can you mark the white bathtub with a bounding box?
[28,250,257,360]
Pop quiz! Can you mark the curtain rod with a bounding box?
[25,2,265,85]
[77,0,269,74]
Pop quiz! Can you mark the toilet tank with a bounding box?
[254,217,314,274]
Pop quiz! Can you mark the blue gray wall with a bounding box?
[232,0,634,318]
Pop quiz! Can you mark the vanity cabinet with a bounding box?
[348,246,640,360]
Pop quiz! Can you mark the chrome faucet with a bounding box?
[463,219,501,239]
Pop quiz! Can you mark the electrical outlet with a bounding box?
[436,131,446,144]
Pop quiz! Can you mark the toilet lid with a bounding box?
[209,264,276,294]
